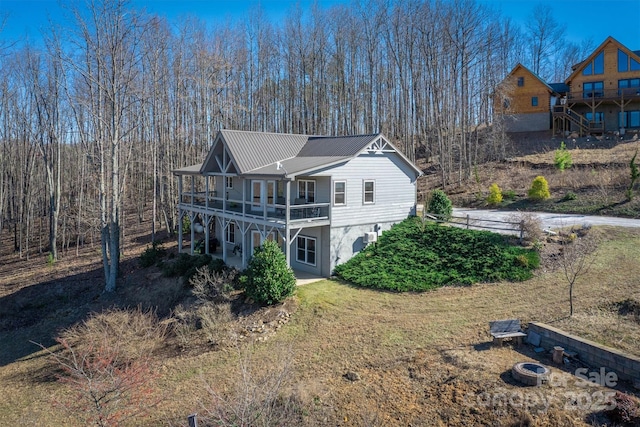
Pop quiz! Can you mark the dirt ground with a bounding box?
[1,135,640,426]
[418,131,640,219]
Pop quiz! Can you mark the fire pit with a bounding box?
[512,362,550,386]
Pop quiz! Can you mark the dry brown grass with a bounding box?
[2,228,640,425]
[58,306,168,361]
[147,227,640,426]
[2,152,640,425]
[518,140,640,166]
[419,139,640,216]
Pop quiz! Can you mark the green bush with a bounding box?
[182,216,191,233]
[139,242,166,268]
[503,189,517,200]
[427,189,453,221]
[334,217,539,292]
[162,253,224,284]
[487,183,503,205]
[554,141,573,171]
[240,240,296,305]
[562,191,578,201]
[528,176,550,201]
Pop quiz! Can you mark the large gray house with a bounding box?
[174,130,422,277]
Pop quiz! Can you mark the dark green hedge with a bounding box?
[334,217,539,291]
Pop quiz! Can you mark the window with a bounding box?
[619,49,629,72]
[583,81,603,98]
[363,180,375,204]
[296,236,316,266]
[517,77,524,87]
[594,51,604,74]
[619,111,640,128]
[531,96,538,107]
[618,49,640,72]
[583,51,604,76]
[226,223,235,244]
[226,176,233,189]
[619,78,640,95]
[333,181,346,206]
[585,112,604,124]
[297,180,315,203]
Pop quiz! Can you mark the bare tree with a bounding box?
[525,3,564,79]
[556,230,598,317]
[0,0,570,263]
[64,0,146,292]
[23,40,66,261]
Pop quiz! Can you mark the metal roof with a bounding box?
[220,130,308,173]
[173,163,203,175]
[175,130,422,180]
[297,134,379,157]
[246,156,351,177]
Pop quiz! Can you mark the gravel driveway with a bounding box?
[451,208,640,235]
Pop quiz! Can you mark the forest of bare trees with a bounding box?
[0,0,592,290]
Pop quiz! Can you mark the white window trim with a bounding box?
[296,235,316,266]
[226,223,235,244]
[333,180,346,206]
[363,179,375,204]
[226,176,233,189]
[298,179,316,203]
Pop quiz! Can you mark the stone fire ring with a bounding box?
[512,362,550,386]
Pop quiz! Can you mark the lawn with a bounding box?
[1,227,639,426]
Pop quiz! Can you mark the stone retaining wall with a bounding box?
[528,322,640,385]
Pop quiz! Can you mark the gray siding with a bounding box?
[316,151,418,274]
[329,220,397,273]
[289,227,323,276]
[322,152,416,228]
[290,176,331,202]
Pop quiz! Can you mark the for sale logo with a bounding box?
[463,368,618,414]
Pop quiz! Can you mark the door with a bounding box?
[251,180,276,212]
[266,180,275,211]
[251,180,263,212]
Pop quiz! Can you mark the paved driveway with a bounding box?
[452,208,640,235]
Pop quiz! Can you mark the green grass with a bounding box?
[334,217,539,291]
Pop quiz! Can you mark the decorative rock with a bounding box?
[343,371,361,382]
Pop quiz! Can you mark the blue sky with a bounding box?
[0,0,638,49]
[478,0,640,49]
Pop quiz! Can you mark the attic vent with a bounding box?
[363,232,377,244]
